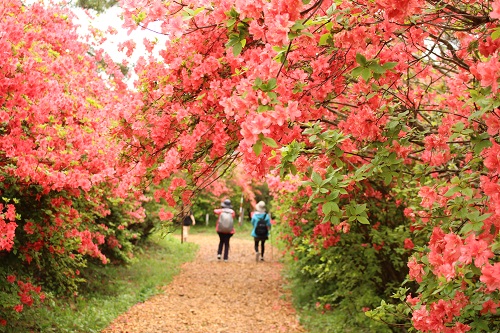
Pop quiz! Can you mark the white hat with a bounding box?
[255,201,266,212]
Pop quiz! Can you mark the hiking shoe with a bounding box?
[217,254,221,260]
[255,252,259,262]
[224,259,228,262]
[260,257,264,261]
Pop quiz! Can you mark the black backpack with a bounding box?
[254,214,268,237]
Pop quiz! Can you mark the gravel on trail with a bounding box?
[102,233,306,333]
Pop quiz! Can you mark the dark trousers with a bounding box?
[217,233,233,260]
[254,237,267,256]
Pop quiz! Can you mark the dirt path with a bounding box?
[102,233,305,333]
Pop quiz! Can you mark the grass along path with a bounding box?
[102,232,305,333]
[15,234,197,333]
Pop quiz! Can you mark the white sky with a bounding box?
[73,5,169,65]
[74,6,168,86]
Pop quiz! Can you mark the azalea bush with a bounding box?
[276,183,410,332]
[0,1,152,327]
[117,0,500,331]
[270,154,415,332]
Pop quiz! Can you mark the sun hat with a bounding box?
[255,201,266,212]
[221,199,232,208]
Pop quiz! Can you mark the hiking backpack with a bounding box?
[218,209,234,233]
[254,214,268,237]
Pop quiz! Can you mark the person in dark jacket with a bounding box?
[182,206,196,242]
[250,201,272,262]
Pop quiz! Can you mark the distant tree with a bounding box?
[75,0,117,13]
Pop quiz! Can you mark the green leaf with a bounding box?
[232,41,243,56]
[473,137,492,155]
[257,104,271,112]
[262,137,278,148]
[253,140,263,156]
[461,187,474,198]
[267,91,278,103]
[361,68,371,81]
[330,202,340,212]
[274,52,288,65]
[253,77,263,89]
[330,215,339,224]
[444,186,461,197]
[355,204,366,215]
[351,66,364,78]
[132,11,147,24]
[356,53,367,66]
[326,4,337,16]
[182,7,194,18]
[291,21,306,32]
[369,63,386,74]
[322,203,332,215]
[226,34,239,47]
[292,82,306,93]
[288,31,299,39]
[226,8,239,18]
[323,202,340,215]
[192,7,205,16]
[301,31,315,38]
[268,78,277,90]
[453,121,465,132]
[492,27,500,41]
[319,33,332,46]
[382,62,398,70]
[311,172,323,185]
[383,172,392,186]
[357,216,370,224]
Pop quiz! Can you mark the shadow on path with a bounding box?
[102,233,305,333]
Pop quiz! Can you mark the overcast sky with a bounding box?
[61,4,169,87]
[73,5,168,63]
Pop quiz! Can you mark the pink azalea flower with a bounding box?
[480,263,500,292]
[490,0,500,19]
